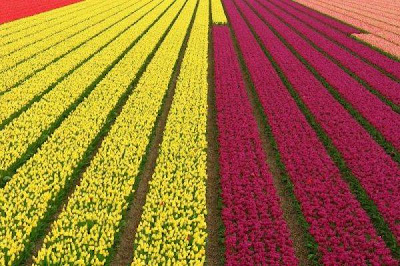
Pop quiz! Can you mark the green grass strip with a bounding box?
[206,0,225,265]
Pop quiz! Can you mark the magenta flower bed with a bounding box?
[262,0,400,106]
[213,25,298,265]
[223,0,396,264]
[246,0,400,152]
[273,0,400,80]
[238,0,400,245]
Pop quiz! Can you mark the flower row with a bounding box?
[0,0,116,59]
[311,0,400,36]
[211,0,227,24]
[325,0,400,27]
[0,0,138,92]
[283,0,360,34]
[0,1,81,34]
[0,0,162,172]
[0,0,83,25]
[244,0,400,244]
[34,0,195,263]
[265,0,400,105]
[0,0,181,263]
[294,0,400,55]
[132,0,209,263]
[213,25,298,265]
[225,0,396,263]
[0,0,101,45]
[258,0,400,151]
[276,0,400,79]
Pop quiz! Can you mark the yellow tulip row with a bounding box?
[0,0,150,119]
[0,0,93,38]
[0,0,142,88]
[132,0,209,264]
[34,0,196,263]
[0,0,122,58]
[0,0,184,263]
[211,0,227,24]
[0,0,160,171]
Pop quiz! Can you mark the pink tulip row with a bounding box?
[263,0,400,106]
[353,33,400,59]
[307,0,400,30]
[293,0,400,55]
[213,25,298,265]
[239,0,400,247]
[344,0,400,12]
[344,0,400,15]
[223,0,397,264]
[275,0,400,80]
[324,0,400,25]
[293,0,400,41]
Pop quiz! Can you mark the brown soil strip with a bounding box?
[25,162,84,266]
[243,65,311,266]
[224,17,311,266]
[250,104,311,266]
[205,4,224,265]
[109,55,178,266]
[109,2,199,265]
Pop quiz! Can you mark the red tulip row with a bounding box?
[213,25,298,265]
[239,0,400,245]
[222,0,397,263]
[0,0,82,24]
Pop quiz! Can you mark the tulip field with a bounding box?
[0,0,399,265]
